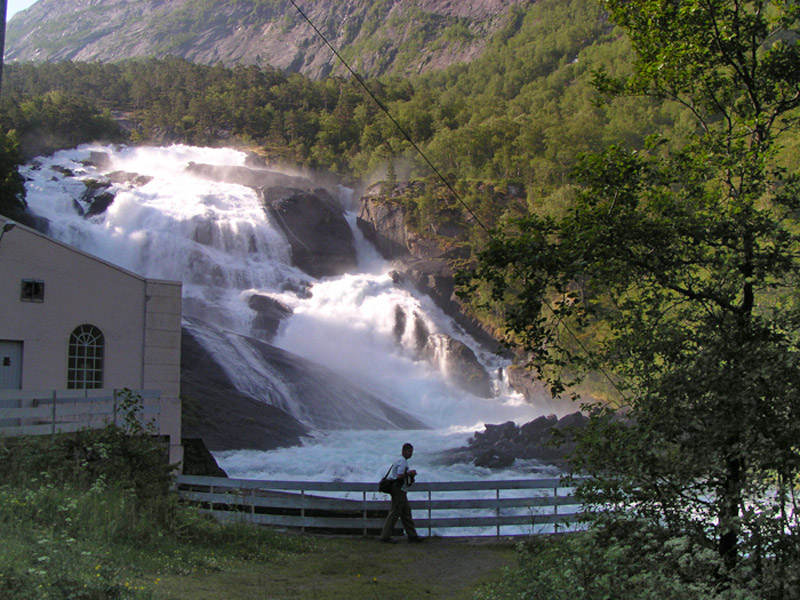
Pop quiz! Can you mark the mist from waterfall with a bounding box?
[21,144,566,483]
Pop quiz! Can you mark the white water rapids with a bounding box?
[21,144,571,491]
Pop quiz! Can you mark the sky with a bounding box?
[7,0,37,21]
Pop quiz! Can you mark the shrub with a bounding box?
[476,519,800,600]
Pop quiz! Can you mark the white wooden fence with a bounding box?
[0,388,162,438]
[176,475,584,537]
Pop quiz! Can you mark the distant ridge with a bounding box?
[6,0,531,79]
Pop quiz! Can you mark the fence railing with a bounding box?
[175,475,585,537]
[0,388,162,438]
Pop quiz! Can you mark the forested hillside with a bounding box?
[5,0,800,343]
[1,0,691,229]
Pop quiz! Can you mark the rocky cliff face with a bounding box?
[358,182,500,352]
[258,186,358,279]
[7,0,531,79]
[358,182,563,409]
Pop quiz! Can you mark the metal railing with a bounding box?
[0,388,162,438]
[176,475,585,537]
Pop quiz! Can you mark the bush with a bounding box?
[0,394,312,599]
[476,519,800,600]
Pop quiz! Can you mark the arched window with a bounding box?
[67,325,104,389]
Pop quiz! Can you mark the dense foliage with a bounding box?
[0,130,26,220]
[477,520,800,600]
[0,394,311,599]
[466,0,800,596]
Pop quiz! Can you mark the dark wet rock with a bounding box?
[505,364,554,406]
[85,151,111,169]
[186,162,312,190]
[424,334,492,398]
[77,179,116,218]
[107,170,153,186]
[259,186,357,278]
[248,293,293,341]
[182,318,428,437]
[181,438,228,477]
[357,195,411,260]
[84,191,115,218]
[391,303,492,398]
[181,325,311,452]
[442,412,589,469]
[280,278,313,299]
[475,448,516,469]
[51,165,74,177]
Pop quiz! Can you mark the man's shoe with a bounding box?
[380,537,397,544]
[408,536,424,543]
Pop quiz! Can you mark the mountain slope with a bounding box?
[6,0,531,79]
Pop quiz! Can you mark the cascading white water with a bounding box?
[21,143,568,486]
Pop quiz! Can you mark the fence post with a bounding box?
[428,490,432,538]
[50,390,57,438]
[496,487,501,537]
[300,489,306,534]
[362,490,367,536]
[553,483,559,534]
[172,477,580,538]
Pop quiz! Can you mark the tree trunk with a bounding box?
[718,452,743,571]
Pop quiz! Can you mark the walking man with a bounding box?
[380,442,422,543]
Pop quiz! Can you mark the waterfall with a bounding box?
[21,143,555,482]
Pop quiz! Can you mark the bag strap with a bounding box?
[383,464,394,480]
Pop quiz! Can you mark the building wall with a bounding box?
[144,280,183,464]
[0,220,183,463]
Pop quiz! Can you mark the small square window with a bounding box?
[21,279,45,303]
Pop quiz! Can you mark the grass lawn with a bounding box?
[151,535,517,600]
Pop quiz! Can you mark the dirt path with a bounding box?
[155,535,518,599]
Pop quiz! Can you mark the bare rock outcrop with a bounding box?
[259,186,358,279]
[248,293,293,341]
[358,184,500,354]
[442,412,589,469]
[7,0,532,80]
[392,303,493,397]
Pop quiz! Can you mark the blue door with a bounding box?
[0,341,23,389]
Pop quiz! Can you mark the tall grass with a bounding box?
[0,420,312,599]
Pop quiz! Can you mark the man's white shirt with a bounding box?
[391,457,411,491]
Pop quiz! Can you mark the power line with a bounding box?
[286,0,629,403]
[285,0,491,234]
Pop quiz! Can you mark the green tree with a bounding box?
[464,0,800,590]
[0,130,26,220]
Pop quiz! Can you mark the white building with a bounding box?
[0,218,183,464]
